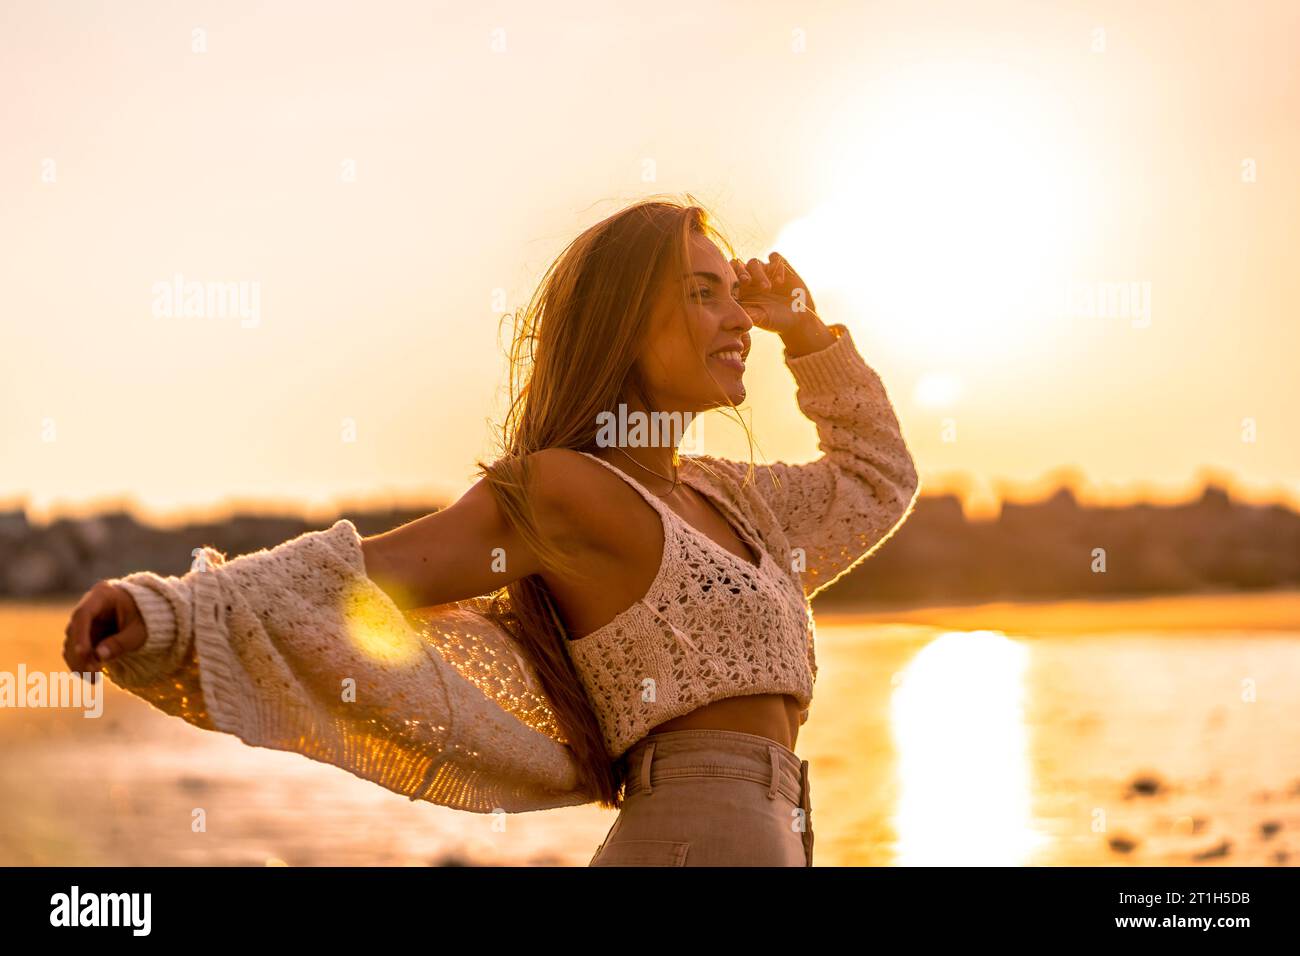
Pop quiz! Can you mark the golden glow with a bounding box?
[890,630,1047,865]
[914,372,964,409]
[3,7,1296,522]
[775,62,1091,364]
[342,581,425,666]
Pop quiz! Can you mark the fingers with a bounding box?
[62,629,86,673]
[92,630,131,665]
[733,254,792,289]
[729,257,771,331]
[65,598,96,672]
[63,582,116,674]
[63,631,99,675]
[769,250,815,312]
[730,253,807,332]
[731,257,771,289]
[768,251,789,284]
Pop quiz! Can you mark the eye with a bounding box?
[692,286,712,299]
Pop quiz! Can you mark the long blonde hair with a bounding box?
[474,195,758,808]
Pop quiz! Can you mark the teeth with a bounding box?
[712,350,743,363]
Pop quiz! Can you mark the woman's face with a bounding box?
[635,233,754,415]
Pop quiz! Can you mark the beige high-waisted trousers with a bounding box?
[587,729,813,867]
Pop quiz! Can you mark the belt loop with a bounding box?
[767,746,780,800]
[640,741,656,795]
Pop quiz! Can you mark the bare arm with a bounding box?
[359,450,595,610]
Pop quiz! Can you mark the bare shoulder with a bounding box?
[524,447,605,505]
[521,447,645,553]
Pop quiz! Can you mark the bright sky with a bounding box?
[2,0,1297,525]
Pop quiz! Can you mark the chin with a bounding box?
[695,374,745,409]
[707,386,745,408]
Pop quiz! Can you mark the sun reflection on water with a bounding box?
[891,630,1046,865]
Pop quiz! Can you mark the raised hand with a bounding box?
[730,251,819,335]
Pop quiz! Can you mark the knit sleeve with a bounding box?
[101,520,592,814]
[736,323,920,599]
[101,564,218,731]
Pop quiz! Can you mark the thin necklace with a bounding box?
[612,446,681,496]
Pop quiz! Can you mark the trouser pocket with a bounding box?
[590,839,690,867]
[589,814,624,865]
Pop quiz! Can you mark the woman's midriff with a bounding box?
[647,693,801,751]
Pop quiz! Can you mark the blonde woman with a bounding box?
[62,197,920,867]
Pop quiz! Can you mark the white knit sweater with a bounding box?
[103,324,920,814]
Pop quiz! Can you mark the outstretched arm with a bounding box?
[61,461,599,814]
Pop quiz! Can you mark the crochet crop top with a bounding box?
[564,452,817,760]
[559,323,921,761]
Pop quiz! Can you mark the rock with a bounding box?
[1191,839,1231,861]
[1108,834,1139,853]
[1125,773,1164,797]
[176,776,210,794]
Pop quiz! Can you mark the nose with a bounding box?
[726,298,755,333]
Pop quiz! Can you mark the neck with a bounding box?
[606,444,680,490]
[591,394,686,495]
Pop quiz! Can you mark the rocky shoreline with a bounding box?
[2,482,1297,604]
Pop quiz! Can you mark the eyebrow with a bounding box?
[683,271,741,292]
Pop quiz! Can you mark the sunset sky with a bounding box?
[3,0,1297,525]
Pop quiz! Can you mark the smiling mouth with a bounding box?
[709,349,746,372]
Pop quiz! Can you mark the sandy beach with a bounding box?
[2,589,1298,866]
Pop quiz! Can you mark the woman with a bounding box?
[61,197,920,866]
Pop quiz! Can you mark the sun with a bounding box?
[774,62,1095,366]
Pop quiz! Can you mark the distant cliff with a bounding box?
[1,484,1297,605]
[0,508,429,599]
[814,484,1300,607]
